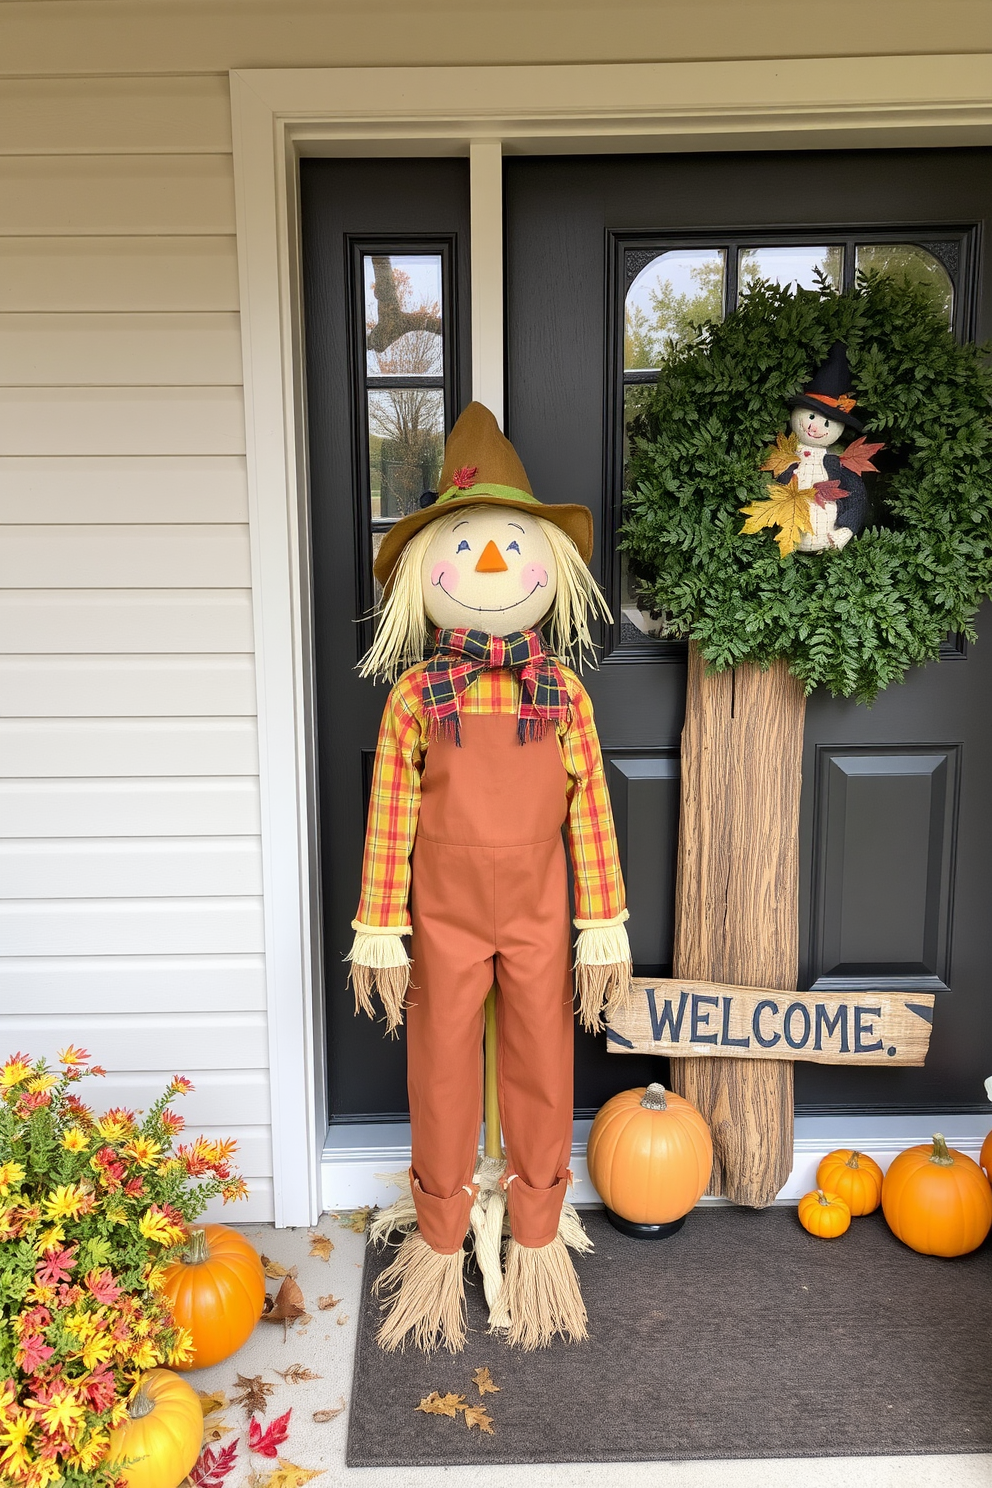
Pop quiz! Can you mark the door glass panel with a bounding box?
[364,253,444,376]
[739,244,843,292]
[368,387,444,520]
[855,243,953,325]
[620,383,667,640]
[624,249,726,368]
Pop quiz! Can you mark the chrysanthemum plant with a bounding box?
[0,1047,248,1488]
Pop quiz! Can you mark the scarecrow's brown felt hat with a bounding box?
[373,401,594,590]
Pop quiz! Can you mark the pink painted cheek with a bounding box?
[521,562,549,591]
[430,561,459,592]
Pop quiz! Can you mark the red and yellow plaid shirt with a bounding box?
[355,664,626,930]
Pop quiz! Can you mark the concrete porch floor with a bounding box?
[186,1221,992,1488]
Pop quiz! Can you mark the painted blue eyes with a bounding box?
[507,540,521,554]
[454,537,522,554]
[456,539,470,553]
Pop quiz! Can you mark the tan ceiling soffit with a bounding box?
[238,55,992,152]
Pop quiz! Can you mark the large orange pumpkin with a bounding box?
[159,1223,265,1369]
[815,1149,883,1216]
[107,1368,202,1488]
[882,1133,992,1258]
[798,1188,851,1239]
[586,1082,713,1225]
[980,1129,992,1180]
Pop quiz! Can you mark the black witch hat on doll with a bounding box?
[787,341,864,432]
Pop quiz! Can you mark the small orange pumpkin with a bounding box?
[882,1133,992,1258]
[159,1223,265,1369]
[980,1129,992,1180]
[815,1149,883,1216]
[586,1082,713,1224]
[107,1368,202,1488]
[798,1188,851,1239]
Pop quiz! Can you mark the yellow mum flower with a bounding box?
[0,1380,17,1424]
[108,1398,130,1428]
[81,1335,114,1371]
[0,1055,33,1089]
[26,1074,58,1095]
[142,1261,168,1291]
[57,1045,89,1067]
[0,1161,26,1196]
[42,1183,87,1221]
[61,1127,88,1153]
[26,1387,86,1439]
[67,1432,109,1472]
[137,1207,186,1247]
[121,1136,161,1168]
[128,1339,159,1372]
[106,1207,129,1226]
[23,1284,55,1306]
[34,1225,65,1254]
[31,1458,62,1488]
[166,1327,195,1366]
[0,1415,33,1475]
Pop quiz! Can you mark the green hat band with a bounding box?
[437,481,538,506]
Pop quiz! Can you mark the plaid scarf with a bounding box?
[423,628,570,744]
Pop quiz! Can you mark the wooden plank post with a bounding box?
[668,642,806,1207]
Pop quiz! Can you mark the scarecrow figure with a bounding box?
[347,402,632,1353]
[777,341,870,552]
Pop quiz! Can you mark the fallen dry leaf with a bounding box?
[308,1233,334,1261]
[316,1294,341,1311]
[276,1365,321,1385]
[197,1390,229,1419]
[260,1255,297,1280]
[336,1314,349,1326]
[253,1460,324,1488]
[203,1420,235,1444]
[331,1207,372,1234]
[189,1440,239,1488]
[471,1367,500,1397]
[312,1398,346,1424]
[232,1374,276,1416]
[261,1275,308,1337]
[248,1409,292,1459]
[415,1391,466,1419]
[462,1404,495,1435]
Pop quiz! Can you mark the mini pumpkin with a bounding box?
[159,1223,265,1369]
[816,1148,883,1216]
[586,1082,713,1225]
[107,1368,202,1488]
[882,1132,992,1257]
[798,1188,851,1239]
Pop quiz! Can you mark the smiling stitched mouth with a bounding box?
[434,579,545,614]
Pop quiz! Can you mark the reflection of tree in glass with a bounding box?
[856,245,953,323]
[625,258,724,369]
[367,258,444,517]
[738,244,843,297]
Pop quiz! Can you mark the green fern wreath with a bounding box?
[621,275,992,702]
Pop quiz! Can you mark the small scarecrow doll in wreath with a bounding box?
[743,342,883,557]
[347,402,632,1353]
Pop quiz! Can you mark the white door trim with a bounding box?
[229,57,992,1225]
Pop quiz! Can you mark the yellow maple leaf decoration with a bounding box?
[254,1459,324,1488]
[759,430,801,477]
[472,1366,500,1397]
[740,479,813,558]
[462,1404,496,1434]
[415,1391,466,1419]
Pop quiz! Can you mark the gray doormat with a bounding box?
[346,1206,992,1466]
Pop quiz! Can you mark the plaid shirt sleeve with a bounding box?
[560,676,627,924]
[354,676,425,930]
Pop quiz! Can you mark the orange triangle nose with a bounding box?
[475,540,508,573]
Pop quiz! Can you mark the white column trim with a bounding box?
[469,138,504,427]
[229,57,992,1226]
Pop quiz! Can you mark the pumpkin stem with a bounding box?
[128,1388,155,1420]
[929,1133,955,1167]
[815,1189,832,1206]
[641,1083,668,1111]
[182,1226,210,1264]
[846,1152,861,1169]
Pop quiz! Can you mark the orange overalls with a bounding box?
[406,711,574,1256]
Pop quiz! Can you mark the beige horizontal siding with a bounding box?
[0,238,240,314]
[0,387,246,456]
[0,954,267,1014]
[0,313,244,386]
[0,76,233,154]
[0,837,264,899]
[0,654,256,716]
[0,898,266,957]
[0,719,260,777]
[0,592,254,653]
[0,778,262,837]
[0,154,236,235]
[0,457,248,524]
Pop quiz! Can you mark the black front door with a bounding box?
[302,146,992,1127]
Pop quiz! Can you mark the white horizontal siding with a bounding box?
[0,778,261,837]
[0,154,236,235]
[0,592,254,654]
[0,313,244,386]
[0,387,246,456]
[0,84,275,1222]
[0,457,248,524]
[0,719,259,777]
[0,837,263,898]
[0,954,267,1013]
[0,654,256,717]
[0,238,240,314]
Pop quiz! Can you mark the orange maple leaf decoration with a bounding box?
[740,479,813,558]
[838,437,885,475]
[759,432,801,478]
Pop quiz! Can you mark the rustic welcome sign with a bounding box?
[608,979,935,1067]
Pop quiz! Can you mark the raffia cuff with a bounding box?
[572,908,629,931]
[350,918,411,935]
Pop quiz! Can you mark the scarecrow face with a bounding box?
[790,405,845,447]
[422,506,557,636]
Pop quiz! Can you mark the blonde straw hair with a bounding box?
[360,506,612,682]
